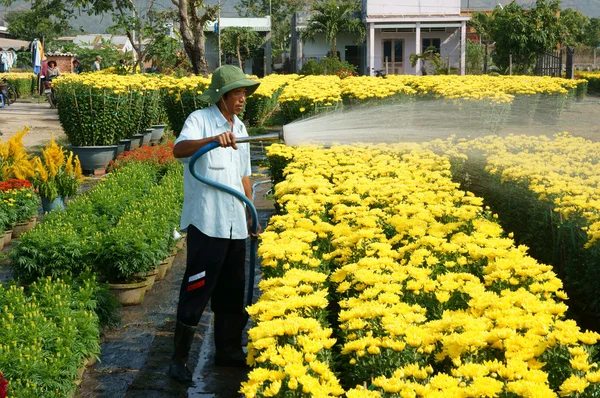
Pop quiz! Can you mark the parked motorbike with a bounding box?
[0,77,18,106]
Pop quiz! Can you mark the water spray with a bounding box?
[188,93,595,324]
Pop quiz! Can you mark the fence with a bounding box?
[535,50,562,77]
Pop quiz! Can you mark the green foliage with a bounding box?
[11,155,183,284]
[0,277,101,397]
[235,0,303,61]
[245,88,286,127]
[302,0,365,55]
[4,8,68,45]
[145,35,182,73]
[490,0,564,73]
[59,42,123,73]
[410,46,449,75]
[466,39,485,75]
[219,27,264,69]
[299,57,356,76]
[2,75,36,98]
[10,188,40,223]
[560,8,590,47]
[161,82,211,137]
[53,79,154,146]
[584,18,600,48]
[0,197,17,230]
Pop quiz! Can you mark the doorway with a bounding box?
[382,39,403,74]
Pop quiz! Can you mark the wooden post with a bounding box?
[415,22,421,75]
[385,56,388,75]
[369,23,375,76]
[460,20,466,75]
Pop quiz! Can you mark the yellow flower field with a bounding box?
[242,143,600,397]
[425,133,600,317]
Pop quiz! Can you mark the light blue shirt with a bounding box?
[175,105,251,239]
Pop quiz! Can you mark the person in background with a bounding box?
[72,59,81,74]
[46,61,60,79]
[92,56,102,72]
[168,65,261,382]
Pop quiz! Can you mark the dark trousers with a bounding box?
[176,225,246,327]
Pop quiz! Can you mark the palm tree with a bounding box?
[469,12,494,73]
[302,0,365,57]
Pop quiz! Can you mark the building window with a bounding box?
[422,38,441,54]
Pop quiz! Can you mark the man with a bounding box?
[169,65,260,382]
[92,56,102,72]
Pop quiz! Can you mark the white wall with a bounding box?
[301,34,358,62]
[369,28,461,74]
[366,0,461,16]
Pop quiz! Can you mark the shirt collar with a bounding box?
[210,104,238,129]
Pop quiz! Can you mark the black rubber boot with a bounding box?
[168,321,196,382]
[214,313,247,367]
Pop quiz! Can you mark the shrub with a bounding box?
[0,277,101,397]
[299,57,357,77]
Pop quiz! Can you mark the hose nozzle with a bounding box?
[236,130,284,144]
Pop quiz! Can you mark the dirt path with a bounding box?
[0,101,64,149]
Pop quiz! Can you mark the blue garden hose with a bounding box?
[188,132,282,325]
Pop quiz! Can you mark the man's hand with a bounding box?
[248,217,262,240]
[213,132,238,150]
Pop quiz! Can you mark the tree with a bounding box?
[583,18,600,48]
[469,11,493,73]
[4,9,69,44]
[220,27,264,69]
[560,8,589,47]
[170,0,218,75]
[236,0,307,60]
[490,0,564,74]
[145,31,183,73]
[302,0,364,57]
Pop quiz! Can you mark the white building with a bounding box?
[204,17,272,76]
[292,0,470,76]
[364,0,469,75]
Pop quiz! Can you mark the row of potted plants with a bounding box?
[52,74,169,172]
[0,277,102,397]
[0,179,39,250]
[10,144,184,305]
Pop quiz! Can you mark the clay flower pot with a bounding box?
[108,279,150,306]
[155,259,169,281]
[4,230,13,246]
[12,221,29,238]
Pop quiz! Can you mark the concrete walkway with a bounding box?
[0,101,65,149]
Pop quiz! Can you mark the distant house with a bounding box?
[0,23,9,39]
[291,11,364,74]
[292,0,470,76]
[363,0,470,76]
[62,35,135,54]
[204,17,272,76]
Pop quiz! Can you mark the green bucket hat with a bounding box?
[199,65,260,104]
